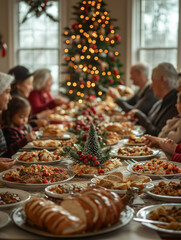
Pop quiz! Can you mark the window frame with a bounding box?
[132,0,181,72]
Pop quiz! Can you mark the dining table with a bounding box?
[0,140,181,240]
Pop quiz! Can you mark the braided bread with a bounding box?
[24,198,86,235]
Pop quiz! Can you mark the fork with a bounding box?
[124,159,138,165]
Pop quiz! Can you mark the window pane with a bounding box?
[140,0,179,47]
[18,50,59,90]
[139,49,177,70]
[17,1,60,94]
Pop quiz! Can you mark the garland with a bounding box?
[21,0,59,23]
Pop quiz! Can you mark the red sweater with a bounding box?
[172,144,181,162]
[28,90,56,115]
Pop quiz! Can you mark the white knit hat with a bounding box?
[0,72,14,94]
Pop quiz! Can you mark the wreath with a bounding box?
[21,0,59,23]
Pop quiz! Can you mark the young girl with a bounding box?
[2,95,36,157]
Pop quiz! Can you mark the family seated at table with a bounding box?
[0,61,181,171]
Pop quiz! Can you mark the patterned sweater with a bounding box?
[2,124,32,158]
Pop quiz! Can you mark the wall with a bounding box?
[0,0,131,83]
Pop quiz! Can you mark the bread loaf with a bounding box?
[24,198,86,235]
[24,188,123,235]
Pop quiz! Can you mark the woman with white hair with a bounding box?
[0,72,15,171]
[28,68,68,115]
[129,62,178,136]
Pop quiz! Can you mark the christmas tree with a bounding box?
[62,0,124,102]
[83,123,103,160]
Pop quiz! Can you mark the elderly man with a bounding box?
[129,62,178,136]
[107,63,158,114]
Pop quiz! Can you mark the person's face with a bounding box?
[12,106,31,128]
[130,67,141,86]
[0,85,12,111]
[42,75,53,92]
[17,76,34,98]
[176,98,181,117]
[150,74,161,98]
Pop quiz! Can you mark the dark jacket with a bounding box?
[134,89,178,136]
[115,85,158,115]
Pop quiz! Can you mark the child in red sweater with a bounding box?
[2,95,36,157]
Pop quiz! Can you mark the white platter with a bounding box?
[0,211,10,228]
[120,138,145,146]
[40,131,74,141]
[111,148,159,160]
[90,176,153,194]
[146,179,181,202]
[132,125,146,137]
[0,168,75,190]
[45,182,88,199]
[12,206,134,238]
[136,203,181,234]
[127,161,181,179]
[26,142,58,150]
[0,188,30,209]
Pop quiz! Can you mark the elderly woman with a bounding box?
[8,65,50,126]
[28,68,68,115]
[0,72,15,171]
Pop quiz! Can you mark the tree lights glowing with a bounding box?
[61,0,124,101]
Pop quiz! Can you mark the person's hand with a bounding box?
[36,109,54,119]
[160,138,177,155]
[144,135,161,148]
[128,109,139,120]
[107,87,120,100]
[54,96,69,106]
[26,131,36,142]
[0,158,15,172]
[34,119,48,128]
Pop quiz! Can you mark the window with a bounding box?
[134,0,180,72]
[16,0,60,93]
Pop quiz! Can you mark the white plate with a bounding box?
[127,161,181,179]
[146,179,181,202]
[26,142,58,150]
[136,204,181,234]
[132,125,146,137]
[0,188,30,209]
[90,176,153,194]
[45,182,88,199]
[120,138,145,146]
[40,132,74,141]
[0,168,75,190]
[12,206,134,238]
[111,148,159,160]
[0,211,10,228]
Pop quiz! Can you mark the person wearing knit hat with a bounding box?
[0,72,15,171]
[8,65,34,98]
[0,72,14,111]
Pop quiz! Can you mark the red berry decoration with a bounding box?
[114,34,121,41]
[88,154,92,159]
[92,156,97,161]
[94,161,100,166]
[77,150,82,155]
[113,69,119,75]
[99,169,104,174]
[109,78,114,84]
[92,75,100,82]
[84,159,88,163]
[82,155,86,159]
[83,134,88,141]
